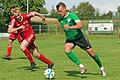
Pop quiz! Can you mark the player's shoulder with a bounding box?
[10,16,16,21]
[22,13,28,16]
[22,13,31,18]
[10,16,15,19]
[68,11,77,16]
[23,12,34,18]
[10,16,14,18]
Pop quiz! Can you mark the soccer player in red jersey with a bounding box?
[8,6,54,69]
[4,15,23,60]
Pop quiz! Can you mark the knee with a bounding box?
[64,43,74,54]
[87,48,95,56]
[8,40,13,46]
[32,48,40,58]
[33,53,40,58]
[64,47,71,53]
[20,45,25,51]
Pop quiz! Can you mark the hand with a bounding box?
[15,31,18,33]
[19,25,25,29]
[42,17,46,22]
[64,24,69,29]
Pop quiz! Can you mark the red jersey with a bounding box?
[9,13,35,39]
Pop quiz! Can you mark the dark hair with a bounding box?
[56,2,66,11]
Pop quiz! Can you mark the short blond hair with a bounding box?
[10,6,20,14]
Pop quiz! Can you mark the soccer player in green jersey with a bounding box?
[56,2,106,76]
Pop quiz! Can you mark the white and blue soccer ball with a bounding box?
[44,68,55,79]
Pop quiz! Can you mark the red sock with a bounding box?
[39,54,52,65]
[23,48,34,64]
[7,46,12,56]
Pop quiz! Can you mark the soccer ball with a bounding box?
[44,69,55,79]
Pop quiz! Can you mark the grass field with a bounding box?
[0,34,120,80]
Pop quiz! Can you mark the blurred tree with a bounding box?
[117,6,120,13]
[70,5,76,12]
[70,5,79,14]
[49,6,58,18]
[76,2,95,20]
[0,0,46,32]
[117,6,120,20]
[100,11,113,19]
[94,8,100,19]
[39,7,48,14]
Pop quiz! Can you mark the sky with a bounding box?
[45,0,120,14]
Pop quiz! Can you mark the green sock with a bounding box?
[92,54,102,68]
[66,51,81,65]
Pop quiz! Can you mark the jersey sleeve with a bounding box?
[26,12,35,18]
[71,12,81,23]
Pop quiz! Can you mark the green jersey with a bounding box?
[58,12,83,40]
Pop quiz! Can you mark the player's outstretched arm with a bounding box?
[8,25,25,33]
[30,12,46,22]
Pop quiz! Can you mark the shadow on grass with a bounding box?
[2,56,27,60]
[64,70,87,78]
[17,65,47,71]
[64,70,100,78]
[85,72,100,75]
[12,57,27,60]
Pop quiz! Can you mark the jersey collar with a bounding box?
[63,12,69,18]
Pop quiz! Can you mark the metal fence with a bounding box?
[1,24,120,40]
[31,24,120,39]
[32,24,120,35]
[32,25,64,35]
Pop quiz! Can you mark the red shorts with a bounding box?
[17,34,23,42]
[27,42,36,50]
[9,33,17,40]
[24,33,35,45]
[9,33,22,42]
